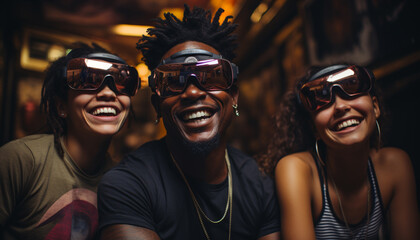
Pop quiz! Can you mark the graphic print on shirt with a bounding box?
[36,188,98,240]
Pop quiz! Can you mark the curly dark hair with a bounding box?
[257,91,315,176]
[40,42,111,156]
[257,65,386,176]
[136,4,238,70]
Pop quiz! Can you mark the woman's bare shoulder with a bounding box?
[372,147,411,168]
[371,147,413,182]
[275,151,317,177]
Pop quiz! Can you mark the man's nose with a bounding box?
[180,75,206,99]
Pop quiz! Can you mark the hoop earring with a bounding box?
[315,139,326,166]
[232,104,240,117]
[376,120,381,149]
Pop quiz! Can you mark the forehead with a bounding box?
[162,41,220,60]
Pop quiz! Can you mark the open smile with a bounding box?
[332,118,362,132]
[175,105,219,133]
[90,106,120,117]
[181,109,214,122]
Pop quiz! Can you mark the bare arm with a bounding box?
[274,154,317,240]
[386,149,420,240]
[100,224,161,240]
[258,232,281,240]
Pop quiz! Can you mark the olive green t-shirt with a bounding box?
[0,134,113,239]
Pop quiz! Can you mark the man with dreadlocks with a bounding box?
[97,5,281,240]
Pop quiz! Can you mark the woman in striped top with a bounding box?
[258,64,419,239]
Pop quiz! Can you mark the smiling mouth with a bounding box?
[181,110,213,122]
[334,118,361,131]
[91,107,118,116]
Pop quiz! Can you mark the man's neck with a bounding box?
[166,137,228,184]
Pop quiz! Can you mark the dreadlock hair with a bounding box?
[40,42,111,157]
[257,64,386,177]
[137,4,238,70]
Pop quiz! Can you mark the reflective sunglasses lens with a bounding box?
[154,71,185,97]
[342,69,371,95]
[67,58,104,90]
[300,77,333,111]
[154,59,233,97]
[198,60,232,90]
[114,67,139,96]
[299,86,331,111]
[66,58,139,96]
[166,74,186,92]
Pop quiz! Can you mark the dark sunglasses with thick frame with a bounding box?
[148,49,239,98]
[65,53,140,96]
[297,65,374,112]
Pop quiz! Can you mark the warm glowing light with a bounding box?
[47,45,66,62]
[85,59,112,70]
[159,4,236,25]
[112,24,152,37]
[327,69,355,82]
[136,63,151,88]
[210,0,236,17]
[158,8,185,20]
[250,3,268,23]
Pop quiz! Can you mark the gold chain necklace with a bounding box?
[330,173,371,240]
[170,150,233,240]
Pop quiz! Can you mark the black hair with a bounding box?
[136,4,238,70]
[257,64,385,176]
[40,42,111,156]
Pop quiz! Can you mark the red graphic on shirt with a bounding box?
[36,188,98,240]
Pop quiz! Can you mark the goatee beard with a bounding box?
[181,134,221,158]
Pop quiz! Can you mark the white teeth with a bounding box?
[184,110,211,121]
[92,107,117,116]
[337,119,360,131]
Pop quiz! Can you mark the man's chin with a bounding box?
[180,134,220,158]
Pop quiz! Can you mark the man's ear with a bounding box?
[151,94,161,119]
[230,86,239,105]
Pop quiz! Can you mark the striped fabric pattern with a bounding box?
[314,160,385,239]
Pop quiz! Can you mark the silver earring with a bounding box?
[154,118,160,125]
[376,120,381,149]
[315,139,325,166]
[232,104,240,117]
[60,112,66,118]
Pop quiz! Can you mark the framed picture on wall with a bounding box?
[303,0,378,66]
[20,28,109,72]
[303,0,419,66]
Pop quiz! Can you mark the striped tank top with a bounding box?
[314,158,386,239]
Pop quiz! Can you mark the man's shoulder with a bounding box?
[228,146,259,168]
[125,138,166,160]
[228,146,270,181]
[109,138,167,174]
[99,138,171,199]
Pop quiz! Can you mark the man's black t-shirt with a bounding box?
[98,138,280,239]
